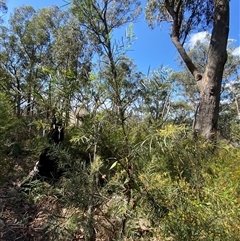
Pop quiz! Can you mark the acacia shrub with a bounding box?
[132,124,240,240]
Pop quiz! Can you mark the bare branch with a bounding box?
[165,0,202,81]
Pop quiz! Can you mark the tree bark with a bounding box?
[167,0,229,138]
[194,0,229,138]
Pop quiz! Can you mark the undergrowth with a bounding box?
[1,124,240,240]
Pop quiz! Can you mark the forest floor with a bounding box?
[0,184,48,241]
[0,152,85,241]
[0,182,92,241]
[0,159,118,241]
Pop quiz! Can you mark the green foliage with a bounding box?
[145,0,214,42]
[72,0,141,49]
[0,1,238,240]
[132,125,240,240]
[64,122,238,240]
[139,66,174,122]
[1,106,240,240]
[0,92,28,182]
[0,92,16,139]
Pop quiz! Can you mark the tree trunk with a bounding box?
[169,0,229,138]
[194,73,222,138]
[16,77,21,117]
[194,0,229,138]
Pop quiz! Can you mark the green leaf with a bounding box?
[33,88,45,102]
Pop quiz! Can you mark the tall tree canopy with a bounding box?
[0,5,92,121]
[0,0,7,22]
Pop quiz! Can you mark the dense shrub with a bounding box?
[131,124,240,240]
[1,116,240,240]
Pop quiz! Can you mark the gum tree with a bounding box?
[146,0,230,138]
[173,36,240,137]
[0,0,7,22]
[0,5,92,121]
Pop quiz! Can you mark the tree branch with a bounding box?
[206,0,229,70]
[171,36,202,81]
[165,0,202,81]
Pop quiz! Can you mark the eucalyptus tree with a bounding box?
[45,12,92,125]
[173,36,240,137]
[146,0,230,139]
[0,0,7,23]
[0,5,92,124]
[0,6,57,117]
[0,6,37,116]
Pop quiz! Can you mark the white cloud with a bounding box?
[188,31,210,49]
[187,32,240,56]
[232,46,240,56]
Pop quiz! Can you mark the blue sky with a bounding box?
[4,0,240,74]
